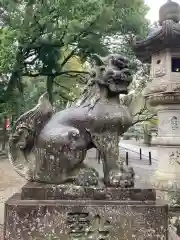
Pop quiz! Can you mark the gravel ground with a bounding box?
[0,158,25,239]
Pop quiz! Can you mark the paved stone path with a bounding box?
[120,139,159,161]
[86,147,157,189]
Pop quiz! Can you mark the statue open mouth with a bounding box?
[91,54,133,95]
[106,67,132,94]
[108,79,130,94]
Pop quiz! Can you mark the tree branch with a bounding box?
[54,81,70,91]
[63,73,87,84]
[132,102,147,117]
[58,23,69,44]
[60,16,101,67]
[24,55,39,65]
[132,113,156,126]
[61,70,90,75]
[55,91,72,101]
[22,70,90,78]
[61,47,78,67]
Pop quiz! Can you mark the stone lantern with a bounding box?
[133,0,180,196]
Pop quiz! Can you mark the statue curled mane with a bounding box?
[74,54,132,110]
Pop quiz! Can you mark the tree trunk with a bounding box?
[16,94,22,118]
[2,116,8,151]
[6,47,24,93]
[46,76,54,104]
[143,124,151,146]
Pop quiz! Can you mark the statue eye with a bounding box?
[100,67,105,72]
[69,131,80,139]
[91,71,96,78]
[18,129,23,134]
[73,132,79,137]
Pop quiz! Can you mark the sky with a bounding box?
[145,0,180,22]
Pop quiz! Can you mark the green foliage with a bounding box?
[0,0,149,117]
[0,27,17,73]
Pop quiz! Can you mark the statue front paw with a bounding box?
[75,168,99,187]
[106,166,135,188]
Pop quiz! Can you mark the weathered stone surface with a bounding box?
[169,206,180,237]
[21,182,156,201]
[9,54,134,188]
[4,193,168,240]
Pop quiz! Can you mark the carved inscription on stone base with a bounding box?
[4,192,168,240]
[67,213,111,239]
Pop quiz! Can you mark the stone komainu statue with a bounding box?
[9,54,134,187]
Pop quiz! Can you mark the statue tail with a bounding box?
[8,92,54,180]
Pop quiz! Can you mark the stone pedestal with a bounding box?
[4,183,168,240]
[146,96,180,195]
[152,146,180,190]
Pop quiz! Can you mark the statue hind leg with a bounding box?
[34,126,100,186]
[91,131,135,187]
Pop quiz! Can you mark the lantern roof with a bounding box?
[133,0,180,63]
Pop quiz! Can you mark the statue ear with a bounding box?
[38,92,54,116]
[91,54,104,66]
[38,92,51,105]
